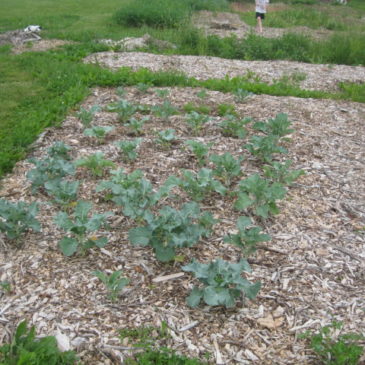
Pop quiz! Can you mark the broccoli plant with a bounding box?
[93,270,129,302]
[76,105,100,128]
[184,140,213,167]
[169,168,227,202]
[128,202,214,262]
[136,82,152,94]
[54,200,113,256]
[253,113,294,138]
[234,174,287,219]
[47,141,72,160]
[244,135,288,163]
[219,115,251,139]
[75,152,115,177]
[83,125,114,143]
[155,129,176,149]
[27,156,75,193]
[97,169,173,221]
[263,160,305,185]
[114,138,143,162]
[152,100,178,122]
[182,258,261,308]
[224,216,270,255]
[185,112,211,136]
[107,99,139,123]
[44,179,79,210]
[233,88,254,103]
[124,117,149,136]
[209,152,243,186]
[0,199,40,242]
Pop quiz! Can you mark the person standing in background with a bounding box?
[255,0,269,34]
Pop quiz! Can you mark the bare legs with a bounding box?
[256,16,263,34]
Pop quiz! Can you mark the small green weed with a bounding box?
[93,270,129,302]
[75,152,115,177]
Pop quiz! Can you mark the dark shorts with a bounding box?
[256,12,265,19]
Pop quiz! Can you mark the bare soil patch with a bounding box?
[0,84,364,364]
[84,51,365,93]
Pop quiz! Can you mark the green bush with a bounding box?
[114,0,190,28]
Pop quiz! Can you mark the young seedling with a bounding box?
[0,199,40,242]
[233,88,254,103]
[116,86,126,97]
[114,138,143,162]
[184,140,213,167]
[182,258,261,308]
[76,105,100,128]
[183,102,211,115]
[27,156,75,193]
[124,117,149,136]
[217,103,237,117]
[234,174,287,219]
[171,168,227,202]
[300,321,364,365]
[128,202,213,262]
[136,82,151,94]
[47,141,72,160]
[263,160,305,185]
[154,89,170,99]
[155,129,176,149]
[253,113,294,138]
[224,216,270,255]
[93,270,129,302]
[219,115,251,139]
[185,111,211,136]
[107,99,139,123]
[75,152,115,177]
[244,134,288,163]
[44,179,79,210]
[196,89,208,99]
[152,100,178,122]
[209,152,243,186]
[0,281,11,294]
[83,125,114,144]
[54,200,113,256]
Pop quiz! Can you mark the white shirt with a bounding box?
[256,0,269,13]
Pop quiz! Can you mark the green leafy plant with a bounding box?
[182,258,261,308]
[152,100,178,122]
[107,99,139,123]
[124,117,149,136]
[136,82,152,94]
[154,89,170,99]
[0,281,11,294]
[93,270,129,302]
[75,152,115,177]
[76,105,100,128]
[27,156,75,193]
[253,113,294,138]
[170,168,227,202]
[184,140,213,167]
[114,138,143,162]
[196,89,208,99]
[233,88,254,103]
[83,125,114,143]
[185,112,211,136]
[217,103,237,117]
[44,179,79,210]
[97,169,172,221]
[183,102,211,115]
[47,142,72,161]
[0,199,40,242]
[224,216,270,255]
[263,160,305,185]
[219,115,251,139]
[300,321,364,365]
[0,320,77,364]
[234,174,287,219]
[244,135,288,163]
[209,152,243,186]
[155,129,176,149]
[54,200,113,256]
[116,86,126,97]
[128,202,214,262]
